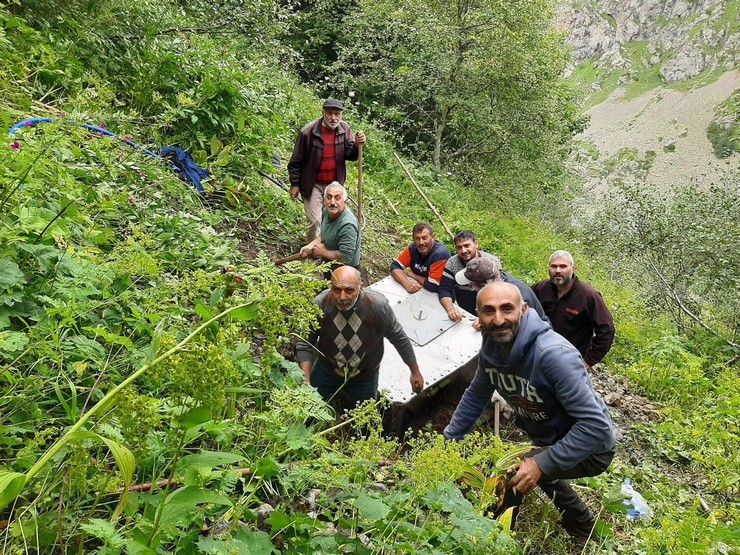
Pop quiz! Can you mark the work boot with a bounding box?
[561,514,596,540]
[538,479,594,536]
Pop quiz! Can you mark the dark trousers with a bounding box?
[310,365,378,411]
[501,447,614,526]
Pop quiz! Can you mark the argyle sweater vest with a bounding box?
[297,290,417,379]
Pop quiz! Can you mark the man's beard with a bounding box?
[552,273,573,287]
[486,325,515,345]
[336,298,358,312]
[484,315,521,347]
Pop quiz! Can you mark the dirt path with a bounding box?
[581,70,739,192]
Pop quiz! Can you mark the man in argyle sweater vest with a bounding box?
[296,267,425,408]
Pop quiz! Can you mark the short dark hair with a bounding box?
[412,222,434,236]
[454,230,477,244]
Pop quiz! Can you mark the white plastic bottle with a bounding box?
[621,478,651,520]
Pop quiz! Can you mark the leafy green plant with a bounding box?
[707,121,740,158]
[0,302,257,511]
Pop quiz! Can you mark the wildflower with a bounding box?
[10,141,20,150]
[349,91,355,98]
[23,121,33,126]
[128,196,135,206]
[124,135,132,143]
[140,172,146,178]
[99,123,106,129]
[119,149,126,159]
[58,112,66,117]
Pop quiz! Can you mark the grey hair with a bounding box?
[549,250,574,265]
[325,181,348,201]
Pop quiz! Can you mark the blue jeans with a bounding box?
[310,365,379,410]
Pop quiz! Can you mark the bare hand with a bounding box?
[508,457,542,494]
[447,308,463,321]
[290,185,300,199]
[472,317,481,331]
[405,280,423,293]
[300,245,314,258]
[312,242,328,259]
[410,372,424,394]
[356,131,366,145]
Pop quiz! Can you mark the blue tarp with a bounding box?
[9,118,208,194]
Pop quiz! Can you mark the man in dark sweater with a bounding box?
[532,250,615,369]
[288,99,366,241]
[444,282,615,539]
[296,267,424,408]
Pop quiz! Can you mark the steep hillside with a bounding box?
[557,0,737,87]
[557,0,738,199]
[575,70,738,195]
[1,3,738,554]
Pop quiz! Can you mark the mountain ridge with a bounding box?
[557,0,738,200]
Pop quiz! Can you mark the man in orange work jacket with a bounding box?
[390,222,451,294]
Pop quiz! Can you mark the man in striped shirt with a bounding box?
[390,223,451,293]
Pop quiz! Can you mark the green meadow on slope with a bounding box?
[0,1,737,553]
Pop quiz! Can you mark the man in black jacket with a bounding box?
[532,251,615,369]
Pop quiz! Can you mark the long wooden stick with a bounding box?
[357,143,364,226]
[274,253,303,265]
[494,401,500,437]
[257,169,289,192]
[393,152,454,242]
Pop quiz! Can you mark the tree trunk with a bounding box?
[433,105,448,169]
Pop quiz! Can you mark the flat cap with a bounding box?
[322,98,344,111]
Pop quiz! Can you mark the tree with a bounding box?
[328,0,578,182]
[584,180,740,353]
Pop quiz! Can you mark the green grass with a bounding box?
[602,12,617,29]
[568,61,627,108]
[1,3,738,554]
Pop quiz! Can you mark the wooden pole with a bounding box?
[274,253,303,265]
[393,152,454,242]
[493,400,500,437]
[357,143,364,226]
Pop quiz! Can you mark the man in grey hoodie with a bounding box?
[444,282,615,538]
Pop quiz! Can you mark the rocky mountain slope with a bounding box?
[556,0,738,198]
[557,0,737,82]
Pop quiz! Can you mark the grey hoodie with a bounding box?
[444,310,615,475]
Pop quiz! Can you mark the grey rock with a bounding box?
[257,503,275,519]
[557,0,733,84]
[660,46,706,82]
